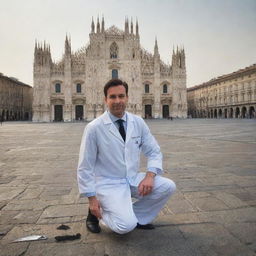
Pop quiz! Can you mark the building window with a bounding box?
[145,84,149,93]
[110,42,118,59]
[112,69,118,79]
[55,83,61,93]
[76,83,81,93]
[163,84,168,94]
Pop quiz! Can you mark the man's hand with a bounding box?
[88,196,102,219]
[138,172,156,196]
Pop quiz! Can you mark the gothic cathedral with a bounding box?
[33,17,187,122]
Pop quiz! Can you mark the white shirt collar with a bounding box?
[108,111,127,123]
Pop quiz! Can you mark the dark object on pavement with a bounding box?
[86,210,101,233]
[136,223,155,230]
[57,224,70,230]
[55,233,81,242]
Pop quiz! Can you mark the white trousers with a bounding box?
[95,173,176,234]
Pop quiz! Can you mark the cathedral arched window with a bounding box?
[55,83,61,93]
[145,84,149,93]
[112,69,118,79]
[76,83,81,93]
[110,42,118,59]
[163,84,168,94]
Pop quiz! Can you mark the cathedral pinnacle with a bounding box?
[97,16,100,33]
[136,18,139,36]
[154,37,159,58]
[171,45,186,69]
[65,34,71,56]
[130,17,133,34]
[35,39,38,50]
[91,17,95,33]
[101,16,105,32]
[125,17,129,34]
[34,40,52,67]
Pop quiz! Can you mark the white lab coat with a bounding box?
[77,111,163,195]
[77,111,176,234]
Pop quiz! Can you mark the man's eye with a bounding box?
[109,96,116,99]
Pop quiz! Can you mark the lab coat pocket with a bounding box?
[131,136,142,157]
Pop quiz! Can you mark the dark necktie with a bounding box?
[117,119,126,141]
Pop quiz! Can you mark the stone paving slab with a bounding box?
[0,119,256,256]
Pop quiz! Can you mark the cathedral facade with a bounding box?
[33,18,187,122]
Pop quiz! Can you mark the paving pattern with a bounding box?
[0,119,256,256]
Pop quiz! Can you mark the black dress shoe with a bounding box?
[86,210,101,233]
[136,223,155,230]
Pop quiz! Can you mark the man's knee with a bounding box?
[155,177,176,199]
[166,179,176,195]
[112,218,137,234]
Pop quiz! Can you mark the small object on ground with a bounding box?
[55,233,81,242]
[0,232,6,236]
[136,223,155,230]
[13,235,47,243]
[57,224,70,230]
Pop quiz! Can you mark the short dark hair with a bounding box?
[104,79,128,97]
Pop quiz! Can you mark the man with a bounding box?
[77,79,176,234]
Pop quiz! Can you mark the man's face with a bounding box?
[105,85,128,118]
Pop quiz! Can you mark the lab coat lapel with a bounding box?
[102,111,124,142]
[126,113,134,143]
[109,123,124,142]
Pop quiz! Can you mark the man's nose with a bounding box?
[114,97,121,103]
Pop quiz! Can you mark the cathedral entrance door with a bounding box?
[54,105,63,121]
[162,105,169,118]
[145,105,152,119]
[75,105,84,120]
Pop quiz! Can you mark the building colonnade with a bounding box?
[187,64,256,119]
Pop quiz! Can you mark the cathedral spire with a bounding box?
[101,16,105,33]
[154,37,158,50]
[154,37,160,58]
[125,17,129,34]
[136,18,139,36]
[181,47,186,69]
[97,16,100,33]
[35,39,38,51]
[91,17,95,33]
[130,17,133,34]
[65,34,71,56]
[34,39,38,59]
[172,45,177,67]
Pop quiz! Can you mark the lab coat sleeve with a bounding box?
[140,119,163,175]
[77,123,98,196]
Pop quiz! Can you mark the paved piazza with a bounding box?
[0,119,256,256]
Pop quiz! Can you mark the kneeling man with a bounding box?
[77,79,176,234]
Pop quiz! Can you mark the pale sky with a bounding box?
[0,0,255,87]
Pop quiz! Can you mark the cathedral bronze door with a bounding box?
[75,105,83,120]
[162,105,169,118]
[54,105,63,121]
[145,105,152,119]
